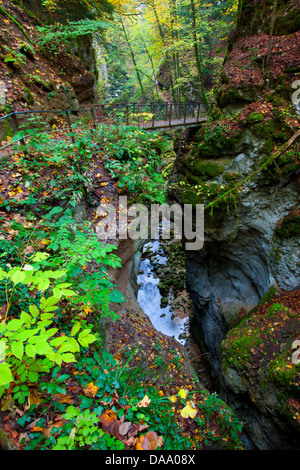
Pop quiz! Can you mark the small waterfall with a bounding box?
[137,239,189,345]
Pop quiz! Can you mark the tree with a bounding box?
[119,17,147,101]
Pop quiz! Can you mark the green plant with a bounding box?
[36,220,125,319]
[37,19,109,47]
[52,406,125,450]
[98,125,173,204]
[0,296,96,398]
[3,45,27,68]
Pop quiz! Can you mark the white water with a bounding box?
[137,240,188,345]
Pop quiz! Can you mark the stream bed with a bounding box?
[136,240,189,345]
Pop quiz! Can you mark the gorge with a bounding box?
[0,0,299,453]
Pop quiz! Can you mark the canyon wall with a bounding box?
[169,0,300,449]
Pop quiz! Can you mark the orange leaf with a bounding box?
[135,431,163,450]
[84,382,99,398]
[31,426,44,433]
[43,420,65,438]
[52,393,74,404]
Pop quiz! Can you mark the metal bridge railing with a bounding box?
[0,101,211,154]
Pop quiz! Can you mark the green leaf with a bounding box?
[45,328,58,338]
[50,337,67,348]
[12,270,26,285]
[6,319,23,331]
[42,296,59,308]
[78,328,91,339]
[34,342,52,355]
[0,340,6,362]
[25,344,36,358]
[109,290,126,303]
[70,322,81,337]
[78,334,97,348]
[61,289,77,297]
[20,311,32,324]
[0,363,13,386]
[53,287,62,300]
[11,341,24,360]
[48,270,67,279]
[31,252,50,262]
[44,206,63,219]
[28,334,50,344]
[29,304,39,317]
[61,353,76,363]
[37,278,50,291]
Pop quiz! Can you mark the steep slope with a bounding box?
[0,2,95,142]
[169,0,300,449]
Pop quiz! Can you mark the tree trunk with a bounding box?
[120,19,146,101]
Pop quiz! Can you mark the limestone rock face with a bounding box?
[169,0,300,450]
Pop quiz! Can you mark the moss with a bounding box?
[18,42,35,60]
[21,87,34,105]
[275,208,300,239]
[0,5,33,43]
[26,74,55,92]
[0,428,14,450]
[246,112,263,123]
[259,141,299,182]
[186,158,225,178]
[259,285,279,305]
[223,171,241,181]
[196,123,243,159]
[3,119,14,138]
[251,118,276,139]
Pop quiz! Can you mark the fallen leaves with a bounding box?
[98,408,156,449]
[135,431,163,450]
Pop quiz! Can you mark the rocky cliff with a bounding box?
[169,0,300,449]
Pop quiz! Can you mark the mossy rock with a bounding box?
[185,156,225,178]
[20,87,34,105]
[220,288,300,443]
[0,428,16,450]
[196,124,243,159]
[259,285,279,305]
[246,112,264,124]
[275,208,300,239]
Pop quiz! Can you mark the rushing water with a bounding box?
[137,240,188,345]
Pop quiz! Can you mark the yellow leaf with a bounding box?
[82,306,92,316]
[138,394,151,408]
[180,400,197,419]
[178,388,189,400]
